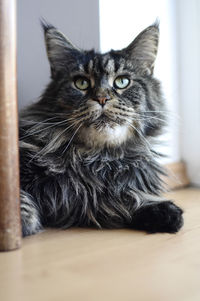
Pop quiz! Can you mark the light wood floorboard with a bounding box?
[0,187,200,301]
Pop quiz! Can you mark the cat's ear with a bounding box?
[122,22,159,75]
[41,19,80,77]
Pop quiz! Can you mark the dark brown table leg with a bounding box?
[0,0,21,251]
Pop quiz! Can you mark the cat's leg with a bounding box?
[131,194,183,233]
[20,190,43,236]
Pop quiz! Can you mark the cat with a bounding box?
[19,20,183,236]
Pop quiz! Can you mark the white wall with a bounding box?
[176,0,200,185]
[17,0,100,109]
[99,0,180,164]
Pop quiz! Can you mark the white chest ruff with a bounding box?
[82,123,132,147]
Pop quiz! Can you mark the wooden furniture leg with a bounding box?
[0,0,21,251]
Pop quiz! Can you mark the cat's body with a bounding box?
[19,21,183,236]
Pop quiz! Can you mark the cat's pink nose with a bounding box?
[98,97,107,105]
[94,96,111,106]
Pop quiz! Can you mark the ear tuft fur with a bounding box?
[40,17,55,33]
[122,22,160,75]
[152,18,160,30]
[40,18,80,78]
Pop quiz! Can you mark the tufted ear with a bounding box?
[122,22,159,75]
[41,19,81,78]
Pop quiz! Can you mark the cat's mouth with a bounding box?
[84,105,127,132]
[96,113,111,122]
[89,112,118,130]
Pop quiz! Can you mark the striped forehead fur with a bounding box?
[84,55,119,76]
[104,58,115,74]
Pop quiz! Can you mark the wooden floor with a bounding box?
[0,187,200,301]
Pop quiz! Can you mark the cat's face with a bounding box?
[42,22,165,149]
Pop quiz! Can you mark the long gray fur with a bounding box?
[19,21,183,236]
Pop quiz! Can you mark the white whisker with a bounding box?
[131,113,167,124]
[126,120,152,152]
[27,122,77,163]
[21,119,71,139]
[62,123,82,154]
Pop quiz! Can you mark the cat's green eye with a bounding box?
[74,77,90,90]
[114,76,130,89]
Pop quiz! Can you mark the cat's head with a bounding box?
[41,21,165,149]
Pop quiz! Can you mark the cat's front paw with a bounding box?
[21,209,42,237]
[21,190,43,237]
[131,201,184,233]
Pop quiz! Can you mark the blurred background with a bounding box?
[17,0,200,185]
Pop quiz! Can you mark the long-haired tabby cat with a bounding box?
[19,21,183,236]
